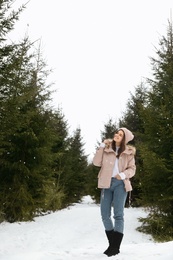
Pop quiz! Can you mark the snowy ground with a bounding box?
[0,195,172,260]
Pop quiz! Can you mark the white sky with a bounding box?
[9,0,173,161]
[0,195,172,259]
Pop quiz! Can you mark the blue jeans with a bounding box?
[100,178,127,233]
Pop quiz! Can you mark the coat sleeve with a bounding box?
[92,147,104,167]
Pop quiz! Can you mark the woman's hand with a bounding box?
[103,139,112,148]
[115,174,122,180]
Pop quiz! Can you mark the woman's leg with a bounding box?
[112,180,127,233]
[100,187,114,231]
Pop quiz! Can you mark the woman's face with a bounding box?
[113,130,124,146]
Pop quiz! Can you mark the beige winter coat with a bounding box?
[93,145,136,192]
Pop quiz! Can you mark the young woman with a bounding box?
[93,127,136,257]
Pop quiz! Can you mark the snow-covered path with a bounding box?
[0,196,172,260]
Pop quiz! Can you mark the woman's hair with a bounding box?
[111,130,126,158]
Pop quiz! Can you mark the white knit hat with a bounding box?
[119,127,134,144]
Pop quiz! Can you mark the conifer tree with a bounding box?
[60,128,88,206]
[85,162,100,203]
[137,20,173,241]
[0,1,60,222]
[119,82,148,135]
[100,118,118,141]
[47,109,69,211]
[0,36,56,222]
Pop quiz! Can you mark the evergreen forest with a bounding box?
[0,0,173,242]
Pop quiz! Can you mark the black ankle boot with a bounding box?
[103,230,114,255]
[106,231,123,257]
